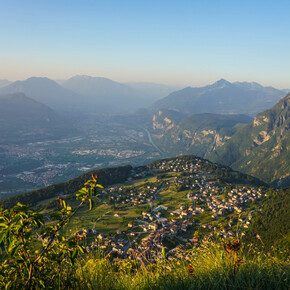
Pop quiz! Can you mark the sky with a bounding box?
[0,0,289,88]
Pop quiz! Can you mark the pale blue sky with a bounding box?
[0,0,289,88]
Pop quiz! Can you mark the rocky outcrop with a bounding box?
[209,94,290,183]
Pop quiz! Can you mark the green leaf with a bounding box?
[39,279,45,288]
[89,199,94,210]
[72,249,78,259]
[78,245,85,254]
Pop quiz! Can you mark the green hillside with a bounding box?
[243,187,290,252]
[209,94,290,183]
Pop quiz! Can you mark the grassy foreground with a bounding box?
[62,242,288,289]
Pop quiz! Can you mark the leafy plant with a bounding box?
[0,174,103,289]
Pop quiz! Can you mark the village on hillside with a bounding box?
[49,156,266,264]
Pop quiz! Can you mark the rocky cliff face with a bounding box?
[209,94,290,184]
[151,111,252,159]
[151,109,186,138]
[150,95,289,184]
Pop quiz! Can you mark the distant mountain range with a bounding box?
[0,76,286,115]
[0,93,73,144]
[0,76,288,184]
[0,76,178,113]
[0,77,82,111]
[151,79,285,116]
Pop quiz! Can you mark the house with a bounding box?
[98,233,105,240]
[149,223,158,231]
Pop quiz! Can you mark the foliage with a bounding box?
[243,187,290,252]
[0,175,103,289]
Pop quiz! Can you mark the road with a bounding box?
[153,183,165,201]
[143,128,164,154]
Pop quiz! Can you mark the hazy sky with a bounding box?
[0,0,289,88]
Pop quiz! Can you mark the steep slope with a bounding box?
[243,187,290,251]
[209,94,290,183]
[151,111,252,158]
[152,79,285,116]
[0,93,73,143]
[151,109,187,134]
[0,77,82,111]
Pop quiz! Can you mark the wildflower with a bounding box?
[187,264,194,277]
[232,240,240,252]
[225,242,233,255]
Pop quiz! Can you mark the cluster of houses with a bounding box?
[106,183,162,206]
[66,156,265,262]
[119,218,195,263]
[148,157,206,173]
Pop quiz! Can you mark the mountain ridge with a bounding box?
[152,79,285,116]
[0,77,82,111]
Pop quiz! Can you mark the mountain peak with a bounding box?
[25,76,55,84]
[211,79,232,88]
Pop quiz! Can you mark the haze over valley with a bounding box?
[0,75,289,198]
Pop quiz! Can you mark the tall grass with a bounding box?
[73,241,289,290]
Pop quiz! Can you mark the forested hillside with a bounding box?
[244,187,290,252]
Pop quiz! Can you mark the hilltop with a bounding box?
[1,155,269,253]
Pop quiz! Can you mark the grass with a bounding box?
[72,241,289,289]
